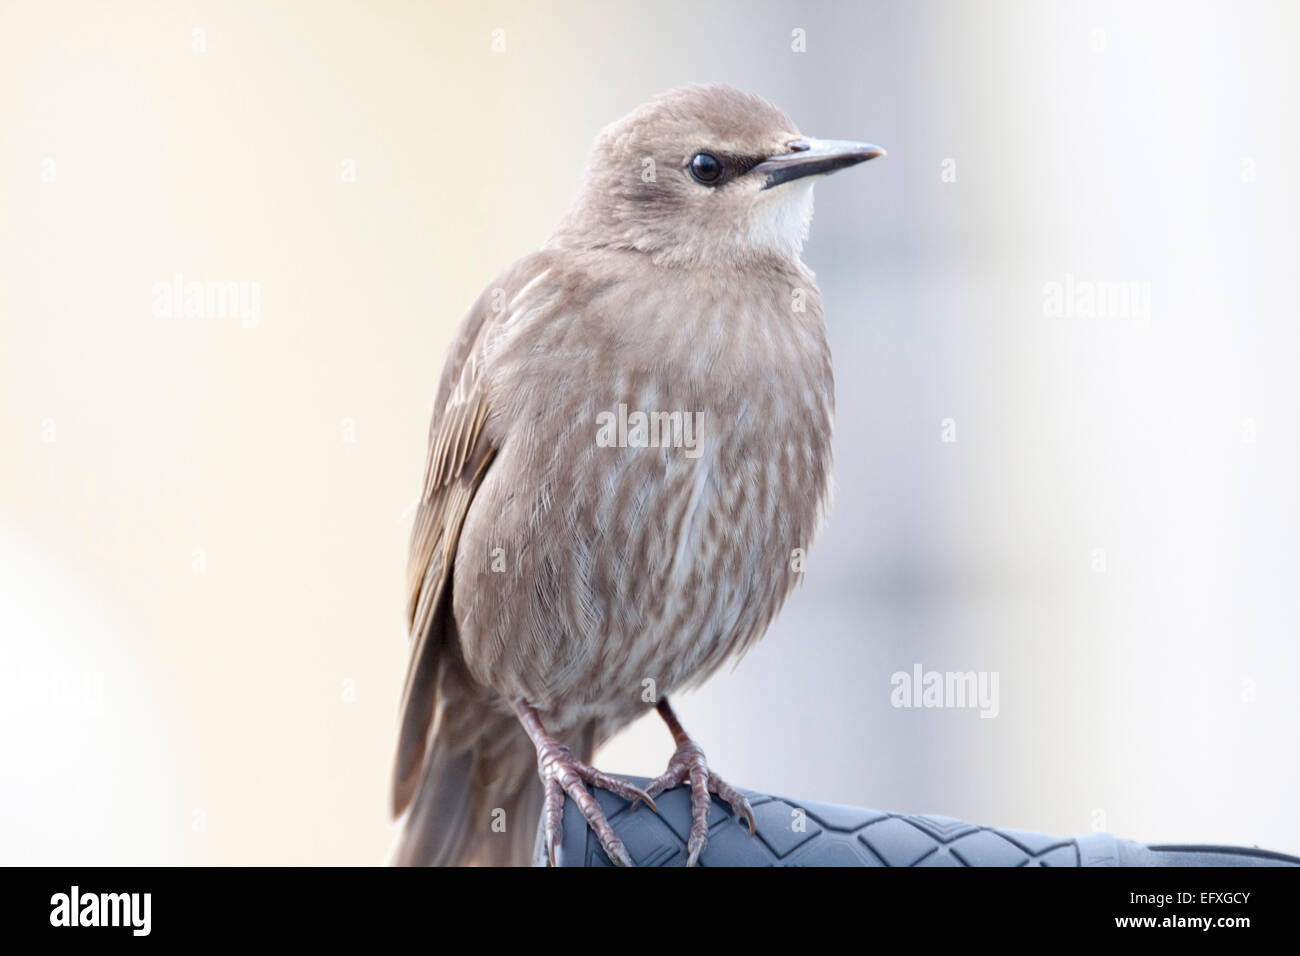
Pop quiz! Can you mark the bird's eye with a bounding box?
[688,152,723,185]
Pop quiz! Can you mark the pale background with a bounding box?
[1,0,1296,864]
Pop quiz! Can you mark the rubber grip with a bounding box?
[537,776,1300,867]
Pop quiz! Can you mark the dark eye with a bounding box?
[688,152,723,185]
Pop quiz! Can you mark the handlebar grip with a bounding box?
[537,775,1300,867]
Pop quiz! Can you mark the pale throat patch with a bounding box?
[745,179,816,257]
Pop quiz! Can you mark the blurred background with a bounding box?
[1,0,1297,864]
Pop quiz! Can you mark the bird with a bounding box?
[389,84,882,866]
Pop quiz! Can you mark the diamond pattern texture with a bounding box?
[544,776,1080,867]
[539,776,1300,867]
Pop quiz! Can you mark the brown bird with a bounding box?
[390,84,882,866]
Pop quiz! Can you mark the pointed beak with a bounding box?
[751,138,885,190]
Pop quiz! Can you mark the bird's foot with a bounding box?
[643,739,757,866]
[535,735,657,867]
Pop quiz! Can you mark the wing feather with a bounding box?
[392,314,497,815]
[391,252,555,818]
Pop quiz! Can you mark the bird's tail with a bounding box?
[389,691,544,867]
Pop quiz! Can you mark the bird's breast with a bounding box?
[455,258,834,730]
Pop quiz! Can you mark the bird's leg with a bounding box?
[643,698,757,866]
[512,697,656,867]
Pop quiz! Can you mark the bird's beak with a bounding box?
[752,138,885,190]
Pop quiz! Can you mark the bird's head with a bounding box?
[552,84,883,267]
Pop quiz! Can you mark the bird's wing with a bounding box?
[390,286,501,817]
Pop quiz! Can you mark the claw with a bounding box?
[646,738,755,866]
[514,698,641,867]
[583,767,657,815]
[541,752,638,866]
[609,841,633,868]
[709,771,757,835]
[686,833,706,868]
